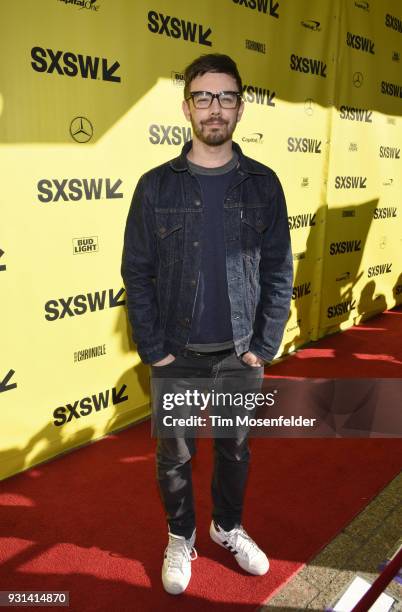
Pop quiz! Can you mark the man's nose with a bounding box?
[209,96,222,113]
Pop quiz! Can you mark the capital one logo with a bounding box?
[31,47,120,82]
[149,124,191,145]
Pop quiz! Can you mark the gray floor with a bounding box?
[260,472,402,611]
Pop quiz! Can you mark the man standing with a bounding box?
[121,53,293,594]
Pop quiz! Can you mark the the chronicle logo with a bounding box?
[73,236,98,254]
[242,133,264,144]
[339,105,372,122]
[148,11,212,46]
[301,20,321,31]
[292,282,311,300]
[70,117,93,143]
[242,84,275,106]
[232,0,279,18]
[74,344,106,363]
[329,240,362,255]
[367,263,392,277]
[373,207,397,219]
[335,176,367,189]
[290,54,327,77]
[171,71,185,87]
[53,384,128,427]
[245,39,266,54]
[381,81,402,98]
[31,47,120,82]
[379,146,400,159]
[385,14,402,34]
[37,178,123,202]
[44,288,125,321]
[346,32,375,54]
[287,137,322,153]
[149,125,191,145]
[327,299,356,319]
[288,213,316,230]
[355,1,369,11]
[58,0,100,11]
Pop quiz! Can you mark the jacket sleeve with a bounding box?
[121,175,167,364]
[249,172,293,363]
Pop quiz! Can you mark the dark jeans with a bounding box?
[150,347,264,539]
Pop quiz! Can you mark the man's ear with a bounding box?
[236,99,245,123]
[182,99,191,121]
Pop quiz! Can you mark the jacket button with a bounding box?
[194,199,201,206]
[193,241,199,247]
[159,226,166,234]
[190,279,196,286]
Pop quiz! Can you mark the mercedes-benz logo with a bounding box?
[304,98,314,116]
[70,116,93,143]
[379,236,387,249]
[353,72,363,88]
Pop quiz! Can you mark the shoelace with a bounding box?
[165,535,198,570]
[225,526,259,558]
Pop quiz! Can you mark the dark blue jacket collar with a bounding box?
[169,140,268,175]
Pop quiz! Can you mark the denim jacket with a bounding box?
[121,140,293,365]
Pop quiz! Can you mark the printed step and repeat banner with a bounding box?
[0,0,401,479]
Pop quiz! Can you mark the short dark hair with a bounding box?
[183,53,243,99]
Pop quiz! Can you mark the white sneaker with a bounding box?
[162,529,197,594]
[210,520,269,575]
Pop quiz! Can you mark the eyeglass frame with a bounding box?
[185,90,243,109]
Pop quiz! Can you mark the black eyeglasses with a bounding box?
[185,91,243,109]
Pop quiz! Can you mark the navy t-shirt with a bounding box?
[186,154,238,349]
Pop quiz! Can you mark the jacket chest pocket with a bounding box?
[241,207,269,258]
[155,212,184,267]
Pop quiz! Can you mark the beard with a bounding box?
[189,114,238,146]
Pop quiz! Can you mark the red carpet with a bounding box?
[1,307,401,611]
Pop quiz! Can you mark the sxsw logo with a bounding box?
[37,178,123,202]
[373,206,397,219]
[0,369,17,393]
[367,263,392,278]
[232,0,279,18]
[0,248,6,272]
[339,105,372,122]
[242,84,275,106]
[329,240,362,255]
[385,14,402,33]
[53,385,128,427]
[149,125,191,145]
[73,236,98,254]
[288,213,316,230]
[287,137,322,153]
[31,46,120,82]
[327,299,356,319]
[44,288,125,320]
[335,176,367,189]
[290,54,327,77]
[292,282,311,300]
[148,11,212,46]
[381,81,402,98]
[379,146,400,159]
[346,32,375,54]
